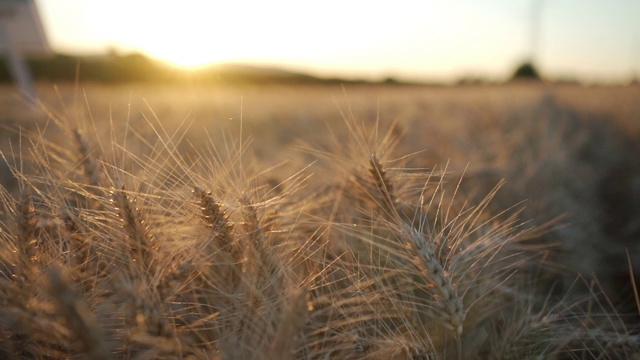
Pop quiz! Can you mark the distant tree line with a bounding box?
[0,53,360,85]
[0,53,176,83]
[0,52,548,85]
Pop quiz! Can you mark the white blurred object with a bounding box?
[0,0,51,101]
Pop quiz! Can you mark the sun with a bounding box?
[144,42,222,69]
[95,0,390,71]
[106,2,271,69]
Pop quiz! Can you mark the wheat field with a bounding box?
[0,82,639,359]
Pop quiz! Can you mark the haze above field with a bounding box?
[35,0,640,83]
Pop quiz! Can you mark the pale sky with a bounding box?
[34,0,640,83]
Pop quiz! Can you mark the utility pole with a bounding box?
[529,0,544,65]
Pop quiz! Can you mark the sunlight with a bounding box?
[39,0,640,80]
[77,0,432,70]
[119,2,257,68]
[99,0,363,69]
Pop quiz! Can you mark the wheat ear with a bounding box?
[193,186,238,259]
[108,272,179,358]
[369,153,397,216]
[16,183,37,255]
[110,179,156,274]
[239,192,275,279]
[267,288,311,360]
[400,223,465,336]
[191,186,243,350]
[59,204,102,293]
[47,266,112,360]
[72,127,104,189]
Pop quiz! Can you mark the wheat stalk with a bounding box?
[191,185,242,323]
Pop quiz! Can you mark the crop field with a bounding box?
[0,82,639,359]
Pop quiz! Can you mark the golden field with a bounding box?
[0,82,639,359]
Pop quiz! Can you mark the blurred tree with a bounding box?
[512,61,541,80]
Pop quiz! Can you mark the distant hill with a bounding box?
[197,63,324,83]
[0,52,377,85]
[4,52,607,86]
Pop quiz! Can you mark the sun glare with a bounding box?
[145,42,220,69]
[96,2,272,69]
[92,1,414,71]
[113,1,354,70]
[41,0,640,81]
[125,3,255,69]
